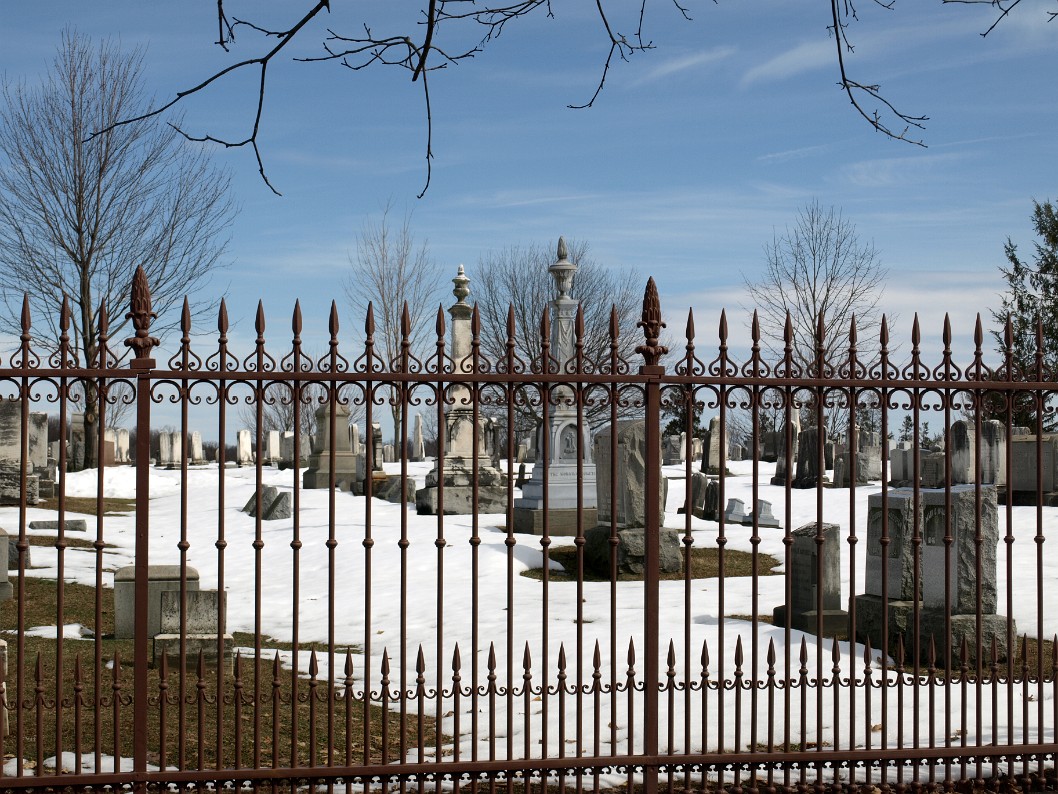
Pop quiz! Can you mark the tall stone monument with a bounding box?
[416,265,508,514]
[512,239,598,535]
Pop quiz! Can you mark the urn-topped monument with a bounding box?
[512,238,598,535]
[415,264,508,514]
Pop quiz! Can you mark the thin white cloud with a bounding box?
[629,47,737,86]
[741,39,832,86]
[840,152,968,188]
[756,143,832,164]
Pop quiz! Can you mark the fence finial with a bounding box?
[635,277,667,366]
[124,265,159,362]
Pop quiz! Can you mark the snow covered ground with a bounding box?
[2,457,1055,778]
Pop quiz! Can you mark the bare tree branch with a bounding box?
[95,1,1054,194]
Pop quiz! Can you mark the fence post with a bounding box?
[125,266,159,789]
[637,277,667,794]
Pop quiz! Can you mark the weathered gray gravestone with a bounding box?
[792,426,824,489]
[662,434,682,466]
[723,498,744,524]
[741,499,779,528]
[584,419,680,576]
[853,485,1012,664]
[153,589,233,670]
[0,528,12,600]
[772,522,847,635]
[241,485,293,520]
[189,431,206,465]
[704,417,726,474]
[113,565,200,639]
[412,413,426,462]
[236,429,253,467]
[157,431,172,468]
[980,419,1006,487]
[949,420,975,485]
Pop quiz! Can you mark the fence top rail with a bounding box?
[3,270,1052,386]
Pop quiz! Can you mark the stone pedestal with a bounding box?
[416,459,507,514]
[852,595,1013,665]
[584,525,682,576]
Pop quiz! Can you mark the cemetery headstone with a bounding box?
[157,431,172,468]
[772,522,847,635]
[792,426,824,489]
[117,428,131,463]
[169,431,183,467]
[412,414,426,462]
[724,498,745,525]
[512,245,599,532]
[190,431,206,465]
[584,419,680,575]
[113,565,200,639]
[303,403,361,491]
[153,589,233,670]
[853,485,1012,663]
[236,429,253,467]
[242,485,293,520]
[703,417,727,474]
[742,499,780,528]
[0,528,12,600]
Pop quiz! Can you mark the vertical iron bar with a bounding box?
[636,277,666,794]
[126,265,159,792]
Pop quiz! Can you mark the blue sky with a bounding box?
[2,1,1056,363]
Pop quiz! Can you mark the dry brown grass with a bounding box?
[0,575,437,771]
[37,496,135,516]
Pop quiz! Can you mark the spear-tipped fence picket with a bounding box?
[0,267,1053,793]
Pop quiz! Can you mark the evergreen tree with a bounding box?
[991,200,1058,430]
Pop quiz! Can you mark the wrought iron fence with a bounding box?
[0,265,1054,793]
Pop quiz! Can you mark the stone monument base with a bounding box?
[356,474,416,504]
[512,506,597,537]
[772,605,848,637]
[416,484,507,515]
[853,594,1014,664]
[584,525,682,577]
[153,633,233,671]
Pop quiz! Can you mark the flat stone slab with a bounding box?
[29,519,87,532]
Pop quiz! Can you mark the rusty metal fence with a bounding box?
[0,265,1054,793]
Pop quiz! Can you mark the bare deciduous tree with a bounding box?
[472,239,643,435]
[743,199,887,435]
[344,202,441,445]
[0,31,236,467]
[98,1,1058,194]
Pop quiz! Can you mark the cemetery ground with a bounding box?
[1,455,1057,776]
[1,568,421,773]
